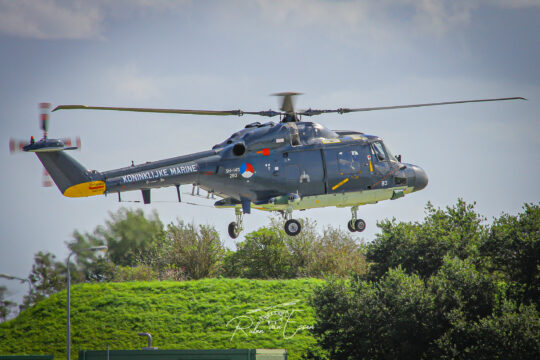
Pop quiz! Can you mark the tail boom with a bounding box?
[35,151,105,197]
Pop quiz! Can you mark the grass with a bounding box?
[0,278,323,360]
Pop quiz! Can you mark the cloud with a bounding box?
[0,0,104,40]
[106,64,161,101]
[0,0,191,40]
[252,0,540,38]
[1,0,538,41]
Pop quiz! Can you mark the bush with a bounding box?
[224,218,366,279]
[165,222,225,279]
[113,265,157,282]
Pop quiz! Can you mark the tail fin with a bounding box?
[35,151,105,197]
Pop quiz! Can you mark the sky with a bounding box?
[1,0,539,305]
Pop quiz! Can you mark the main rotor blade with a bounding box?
[299,97,527,116]
[53,105,244,116]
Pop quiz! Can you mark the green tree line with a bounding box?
[2,200,538,360]
[1,207,365,317]
[307,200,540,359]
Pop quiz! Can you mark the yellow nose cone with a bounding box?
[63,181,106,198]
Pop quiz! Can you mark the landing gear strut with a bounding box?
[283,206,302,236]
[228,207,244,239]
[348,206,366,232]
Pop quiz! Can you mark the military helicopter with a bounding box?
[19,93,524,238]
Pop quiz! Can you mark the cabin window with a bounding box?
[337,149,361,174]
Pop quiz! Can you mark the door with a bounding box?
[324,145,372,193]
[283,149,325,196]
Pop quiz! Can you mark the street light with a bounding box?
[66,246,107,360]
[0,273,32,296]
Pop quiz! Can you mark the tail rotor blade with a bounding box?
[9,138,30,153]
[39,103,51,138]
[42,168,53,187]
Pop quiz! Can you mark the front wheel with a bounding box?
[228,222,240,239]
[347,220,356,232]
[284,219,302,236]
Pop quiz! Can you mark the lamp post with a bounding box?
[66,246,107,360]
[0,273,32,295]
[0,273,32,317]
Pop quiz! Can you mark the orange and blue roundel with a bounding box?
[240,162,255,178]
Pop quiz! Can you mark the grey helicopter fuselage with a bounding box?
[94,120,428,212]
[26,120,427,213]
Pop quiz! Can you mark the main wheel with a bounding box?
[228,222,240,239]
[354,219,366,232]
[347,220,356,232]
[284,219,302,236]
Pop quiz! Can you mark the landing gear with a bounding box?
[228,207,244,239]
[354,219,366,232]
[284,219,302,236]
[348,206,366,232]
[282,206,302,236]
[228,222,240,239]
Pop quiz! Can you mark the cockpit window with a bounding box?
[371,141,397,162]
[371,142,386,161]
[383,142,397,162]
[296,122,338,144]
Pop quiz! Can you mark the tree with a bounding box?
[432,301,540,360]
[366,199,485,280]
[166,221,225,279]
[480,203,540,307]
[68,207,164,281]
[225,228,294,278]
[308,201,540,360]
[80,207,165,267]
[22,251,66,308]
[269,217,318,276]
[225,218,366,279]
[310,268,437,360]
[0,286,16,322]
[306,226,366,277]
[429,256,497,324]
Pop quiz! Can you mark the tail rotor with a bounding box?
[9,103,82,187]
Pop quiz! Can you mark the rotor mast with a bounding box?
[274,92,302,122]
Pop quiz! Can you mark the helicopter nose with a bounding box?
[412,165,428,192]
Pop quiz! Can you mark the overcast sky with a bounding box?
[1,0,539,304]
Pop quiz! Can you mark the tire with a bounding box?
[228,222,239,239]
[354,219,366,232]
[284,219,302,236]
[347,220,356,232]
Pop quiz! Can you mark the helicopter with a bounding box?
[18,93,525,238]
